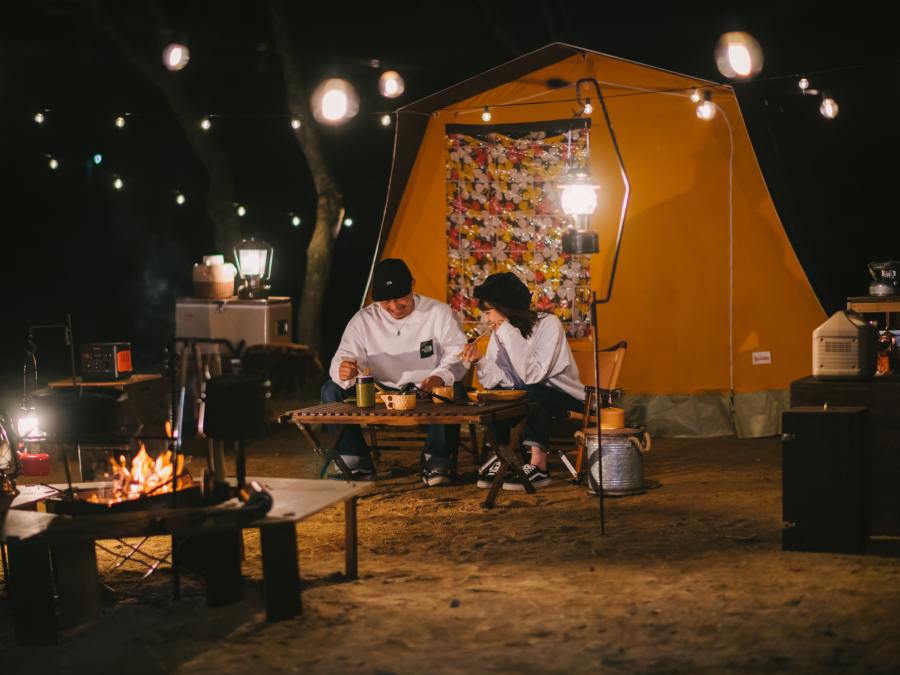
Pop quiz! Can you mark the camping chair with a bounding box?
[551,340,628,480]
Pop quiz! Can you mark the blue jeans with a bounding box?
[490,383,583,451]
[320,379,460,471]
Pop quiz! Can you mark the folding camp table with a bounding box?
[281,399,531,508]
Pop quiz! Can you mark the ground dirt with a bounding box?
[3,419,900,674]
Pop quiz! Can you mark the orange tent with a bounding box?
[367,44,824,437]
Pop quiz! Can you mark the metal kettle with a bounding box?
[868,261,899,296]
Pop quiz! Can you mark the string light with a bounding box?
[582,99,593,115]
[236,205,247,217]
[690,89,702,103]
[113,177,124,190]
[311,78,359,125]
[291,118,302,129]
[200,117,211,131]
[378,70,405,99]
[380,114,392,127]
[115,115,126,128]
[48,157,59,170]
[34,112,45,125]
[798,78,810,92]
[696,90,716,120]
[343,217,353,227]
[481,106,492,122]
[820,97,839,119]
[92,153,103,165]
[162,43,190,71]
[715,31,764,79]
[175,192,186,205]
[291,215,301,227]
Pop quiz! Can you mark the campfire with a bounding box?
[86,444,193,505]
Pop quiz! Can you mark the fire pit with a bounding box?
[44,444,202,515]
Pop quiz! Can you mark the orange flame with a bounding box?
[87,443,192,504]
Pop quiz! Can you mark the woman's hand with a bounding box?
[459,342,482,363]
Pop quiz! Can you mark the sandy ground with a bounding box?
[3,420,900,673]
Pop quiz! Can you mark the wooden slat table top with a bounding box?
[846,296,900,313]
[281,400,528,426]
[1,477,371,545]
[48,373,163,389]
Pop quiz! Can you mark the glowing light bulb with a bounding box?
[291,118,302,129]
[48,157,59,170]
[378,70,405,99]
[690,89,702,103]
[343,217,353,227]
[798,78,810,92]
[291,215,301,227]
[481,106,492,122]
[311,78,359,125]
[113,177,124,190]
[237,205,247,217]
[200,117,211,131]
[34,112,45,124]
[820,97,839,119]
[163,43,190,71]
[115,116,126,128]
[582,99,593,115]
[696,100,717,120]
[175,192,186,205]
[93,153,103,165]
[715,31,763,79]
[380,114,392,127]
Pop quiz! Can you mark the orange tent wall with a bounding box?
[382,53,824,394]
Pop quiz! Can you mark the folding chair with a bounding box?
[550,340,628,480]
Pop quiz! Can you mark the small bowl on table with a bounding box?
[382,393,417,411]
[431,386,455,405]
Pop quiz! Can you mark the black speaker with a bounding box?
[782,406,870,553]
[203,375,270,440]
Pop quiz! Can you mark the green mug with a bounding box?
[356,375,375,408]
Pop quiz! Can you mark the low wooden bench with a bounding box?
[1,477,370,646]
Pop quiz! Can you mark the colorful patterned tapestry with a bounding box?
[445,121,593,338]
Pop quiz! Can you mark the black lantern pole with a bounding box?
[556,77,631,535]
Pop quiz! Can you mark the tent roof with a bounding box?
[398,42,723,114]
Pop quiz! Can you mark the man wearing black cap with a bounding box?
[460,272,584,491]
[321,258,468,485]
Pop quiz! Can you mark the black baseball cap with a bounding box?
[474,272,532,311]
[372,258,413,301]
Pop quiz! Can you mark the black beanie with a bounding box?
[372,258,413,301]
[474,272,532,311]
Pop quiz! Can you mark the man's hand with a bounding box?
[419,375,445,392]
[338,360,359,381]
[459,343,482,364]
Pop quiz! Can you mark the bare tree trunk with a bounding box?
[90,1,240,252]
[267,0,344,355]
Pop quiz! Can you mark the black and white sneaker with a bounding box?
[476,460,504,488]
[326,465,376,481]
[422,467,451,487]
[502,464,551,491]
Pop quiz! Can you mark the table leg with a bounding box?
[7,541,57,645]
[294,421,354,480]
[260,523,301,621]
[52,540,102,630]
[345,497,358,580]
[481,418,532,508]
[199,529,243,607]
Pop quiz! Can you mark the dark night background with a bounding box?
[3,1,899,385]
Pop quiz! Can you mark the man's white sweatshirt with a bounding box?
[329,295,468,390]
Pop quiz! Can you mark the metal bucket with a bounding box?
[585,431,651,493]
